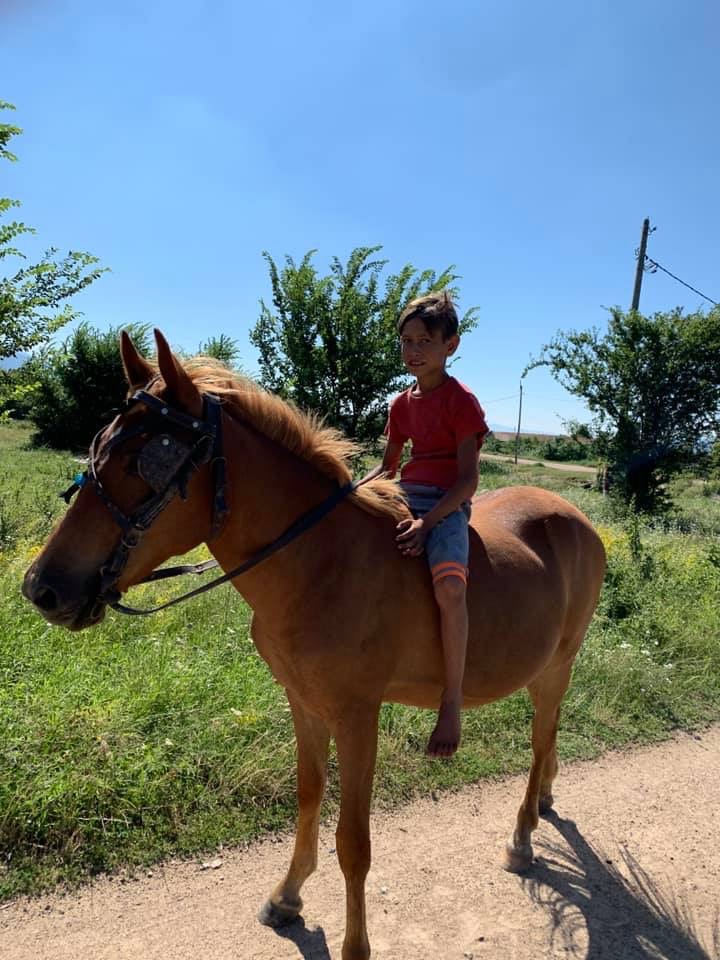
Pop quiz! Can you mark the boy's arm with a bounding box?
[416,435,479,530]
[396,436,479,555]
[357,439,405,486]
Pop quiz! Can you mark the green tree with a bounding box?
[250,246,478,441]
[28,323,152,450]
[1,101,106,360]
[529,306,720,512]
[197,334,243,370]
[0,362,39,422]
[702,437,720,482]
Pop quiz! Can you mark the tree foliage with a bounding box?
[23,326,247,448]
[0,101,107,360]
[529,306,720,512]
[28,323,152,450]
[196,334,244,370]
[250,246,479,441]
[0,363,38,422]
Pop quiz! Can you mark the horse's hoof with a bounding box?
[539,793,554,816]
[258,898,302,928]
[504,841,534,873]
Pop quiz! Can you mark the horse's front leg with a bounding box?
[335,703,380,960]
[259,694,330,927]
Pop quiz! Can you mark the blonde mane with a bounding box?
[176,360,407,522]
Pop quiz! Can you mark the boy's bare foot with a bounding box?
[427,700,461,758]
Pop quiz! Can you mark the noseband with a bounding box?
[61,385,354,617]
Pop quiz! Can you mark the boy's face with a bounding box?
[399,316,459,380]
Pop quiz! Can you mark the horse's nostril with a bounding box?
[34,586,59,612]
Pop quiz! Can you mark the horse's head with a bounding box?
[22,330,224,630]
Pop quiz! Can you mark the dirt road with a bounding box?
[2,728,718,960]
[480,453,597,474]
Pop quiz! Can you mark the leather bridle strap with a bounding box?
[60,384,356,618]
[72,390,226,616]
[108,479,356,615]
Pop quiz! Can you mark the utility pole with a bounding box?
[631,217,651,311]
[514,380,523,465]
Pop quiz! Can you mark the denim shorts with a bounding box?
[401,483,471,585]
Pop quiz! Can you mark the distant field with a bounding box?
[484,429,597,467]
[491,430,558,443]
[1,421,719,899]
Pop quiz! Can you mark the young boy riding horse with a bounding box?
[361,292,488,757]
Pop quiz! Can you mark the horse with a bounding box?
[23,330,606,960]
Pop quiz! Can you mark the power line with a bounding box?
[483,392,520,405]
[645,256,718,306]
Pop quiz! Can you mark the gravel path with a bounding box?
[480,453,597,474]
[2,727,718,960]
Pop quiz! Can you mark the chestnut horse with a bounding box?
[23,330,606,960]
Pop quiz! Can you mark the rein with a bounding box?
[62,387,355,618]
[110,480,355,615]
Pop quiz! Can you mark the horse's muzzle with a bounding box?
[22,562,107,631]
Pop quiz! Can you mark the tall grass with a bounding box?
[1,424,719,898]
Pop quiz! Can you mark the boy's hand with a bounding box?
[395,517,428,556]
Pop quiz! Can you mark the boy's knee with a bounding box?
[432,573,467,606]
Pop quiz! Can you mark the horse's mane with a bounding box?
[175,360,407,522]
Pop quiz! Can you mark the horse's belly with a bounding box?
[384,585,568,707]
[383,680,501,710]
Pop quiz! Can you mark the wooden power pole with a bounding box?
[631,217,651,311]
[514,380,523,465]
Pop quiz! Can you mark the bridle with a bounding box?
[61,385,355,617]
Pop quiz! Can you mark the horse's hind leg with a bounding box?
[259,695,330,927]
[505,660,573,873]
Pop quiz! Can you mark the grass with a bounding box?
[1,423,719,898]
[0,423,73,551]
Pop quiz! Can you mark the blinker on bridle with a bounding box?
[61,385,354,617]
[63,389,227,526]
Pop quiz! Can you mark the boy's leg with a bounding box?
[425,506,471,758]
[428,571,468,757]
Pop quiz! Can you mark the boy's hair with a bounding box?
[397,291,459,340]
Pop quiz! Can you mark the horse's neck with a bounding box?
[209,414,344,619]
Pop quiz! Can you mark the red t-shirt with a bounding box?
[384,377,489,489]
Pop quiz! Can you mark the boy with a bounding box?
[361,292,488,758]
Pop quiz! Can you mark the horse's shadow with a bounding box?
[270,916,331,960]
[265,809,718,960]
[522,810,719,960]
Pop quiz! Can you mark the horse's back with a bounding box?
[385,485,605,707]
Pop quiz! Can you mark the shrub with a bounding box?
[28,323,151,451]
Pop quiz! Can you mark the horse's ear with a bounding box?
[120,331,155,389]
[154,329,203,416]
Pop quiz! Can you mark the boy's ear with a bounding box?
[446,333,460,357]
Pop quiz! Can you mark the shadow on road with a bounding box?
[271,916,331,960]
[522,810,719,960]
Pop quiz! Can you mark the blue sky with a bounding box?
[2,0,718,432]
